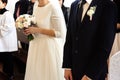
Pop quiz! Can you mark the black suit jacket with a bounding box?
[114,0,120,33]
[62,0,117,79]
[13,0,29,20]
[114,0,120,23]
[62,5,69,25]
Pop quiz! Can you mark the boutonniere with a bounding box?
[87,6,97,21]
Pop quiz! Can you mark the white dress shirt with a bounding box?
[81,0,92,21]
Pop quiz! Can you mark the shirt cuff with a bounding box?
[63,68,71,70]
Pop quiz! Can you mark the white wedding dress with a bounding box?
[24,1,66,80]
[109,51,120,80]
[108,31,120,80]
[109,33,120,57]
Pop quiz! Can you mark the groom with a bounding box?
[62,0,117,80]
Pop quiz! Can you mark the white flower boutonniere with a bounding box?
[87,6,97,21]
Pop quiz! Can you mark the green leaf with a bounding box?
[27,34,34,41]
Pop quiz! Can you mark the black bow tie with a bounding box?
[82,0,86,4]
[81,0,86,6]
[79,0,86,8]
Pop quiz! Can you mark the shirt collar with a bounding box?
[0,8,7,14]
[86,0,92,4]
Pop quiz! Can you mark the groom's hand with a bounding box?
[64,69,73,80]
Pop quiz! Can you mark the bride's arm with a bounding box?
[24,3,66,39]
[23,20,62,37]
[24,27,56,37]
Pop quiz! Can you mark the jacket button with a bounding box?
[75,50,78,54]
[75,37,78,40]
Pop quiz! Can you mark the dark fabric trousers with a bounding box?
[89,64,107,80]
[0,52,14,77]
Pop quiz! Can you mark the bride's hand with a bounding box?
[24,27,39,35]
[23,28,31,35]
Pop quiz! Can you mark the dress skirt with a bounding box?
[24,36,64,80]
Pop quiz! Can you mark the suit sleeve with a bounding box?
[13,2,19,20]
[62,3,75,68]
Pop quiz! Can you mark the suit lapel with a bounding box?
[73,0,82,31]
[82,0,99,23]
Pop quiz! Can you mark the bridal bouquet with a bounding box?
[15,14,36,41]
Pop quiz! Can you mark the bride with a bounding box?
[24,0,66,80]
